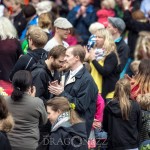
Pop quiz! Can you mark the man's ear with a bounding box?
[49,56,54,61]
[75,55,80,61]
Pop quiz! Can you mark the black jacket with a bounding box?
[9,48,47,81]
[103,100,142,150]
[60,66,98,137]
[31,60,60,103]
[115,38,130,72]
[123,10,150,59]
[49,122,88,150]
[0,131,11,150]
[13,10,27,38]
[92,52,120,99]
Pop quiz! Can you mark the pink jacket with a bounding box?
[97,9,115,27]
[94,94,105,122]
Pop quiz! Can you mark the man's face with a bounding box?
[64,48,78,70]
[106,22,116,35]
[57,28,71,40]
[51,55,65,70]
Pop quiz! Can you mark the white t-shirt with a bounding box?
[44,38,69,51]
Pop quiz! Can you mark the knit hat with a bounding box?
[54,17,73,29]
[108,17,126,33]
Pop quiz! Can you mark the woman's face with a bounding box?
[95,35,105,48]
[47,106,61,124]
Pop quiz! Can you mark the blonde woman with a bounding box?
[87,28,120,101]
[103,78,141,150]
[38,12,53,40]
[47,97,88,150]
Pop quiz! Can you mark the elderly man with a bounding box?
[49,45,98,137]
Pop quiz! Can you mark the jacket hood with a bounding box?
[27,48,47,61]
[30,59,48,71]
[106,100,123,118]
[52,121,87,139]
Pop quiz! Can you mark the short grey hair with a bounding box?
[0,17,17,40]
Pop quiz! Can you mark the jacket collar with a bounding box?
[64,66,86,86]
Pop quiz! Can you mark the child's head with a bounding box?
[130,60,140,75]
[89,22,105,35]
[101,0,116,9]
[137,93,150,111]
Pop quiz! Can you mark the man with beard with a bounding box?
[31,45,66,103]
[44,17,73,51]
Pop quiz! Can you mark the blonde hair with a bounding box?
[137,93,150,111]
[113,78,131,120]
[130,60,140,75]
[47,97,82,124]
[131,59,150,97]
[101,0,116,9]
[28,27,48,48]
[0,96,14,132]
[0,17,17,40]
[0,114,14,132]
[89,22,105,34]
[95,28,120,64]
[134,31,150,60]
[38,12,53,30]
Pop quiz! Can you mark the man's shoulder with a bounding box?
[62,41,69,48]
[116,39,130,51]
[44,38,58,51]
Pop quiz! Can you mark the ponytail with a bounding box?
[11,70,33,101]
[11,88,24,101]
[70,109,82,125]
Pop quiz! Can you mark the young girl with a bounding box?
[130,59,150,100]
[103,78,141,150]
[97,0,115,27]
[47,97,88,150]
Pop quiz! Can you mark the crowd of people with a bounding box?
[0,0,150,150]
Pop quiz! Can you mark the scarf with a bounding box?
[51,111,70,131]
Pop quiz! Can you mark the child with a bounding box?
[97,0,115,27]
[87,22,104,51]
[130,60,140,76]
[84,62,105,149]
[103,78,141,150]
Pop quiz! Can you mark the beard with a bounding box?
[51,61,61,70]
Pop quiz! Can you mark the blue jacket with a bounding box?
[20,15,38,40]
[67,5,97,45]
[60,66,98,137]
